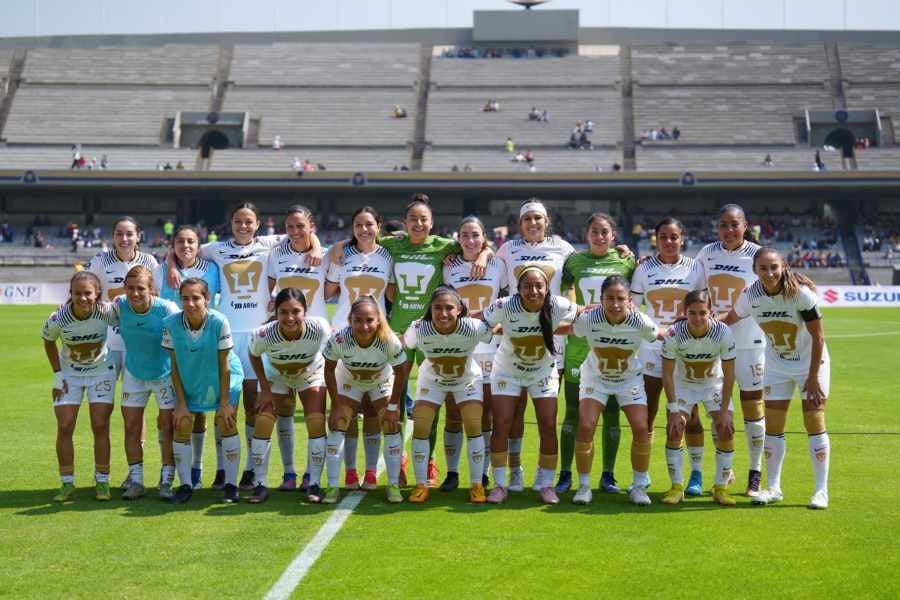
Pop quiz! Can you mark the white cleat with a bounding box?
[572,484,593,505]
[629,486,651,506]
[809,489,829,510]
[531,467,543,492]
[508,466,525,492]
[752,487,784,506]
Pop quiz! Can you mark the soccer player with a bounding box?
[630,217,706,495]
[725,247,831,509]
[248,288,331,504]
[404,286,495,504]
[324,206,393,491]
[443,216,508,489]
[114,266,180,500]
[482,267,577,505]
[322,297,408,504]
[694,203,766,497]
[661,290,738,507]
[570,276,661,506]
[43,271,118,502]
[266,205,330,492]
[557,211,635,495]
[164,278,245,504]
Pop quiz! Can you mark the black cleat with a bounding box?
[746,469,762,498]
[172,484,193,504]
[306,484,322,504]
[439,471,460,492]
[223,483,240,504]
[211,469,226,490]
[239,470,255,491]
[248,484,269,504]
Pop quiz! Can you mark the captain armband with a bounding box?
[800,306,822,322]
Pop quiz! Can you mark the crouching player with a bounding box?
[164,278,244,504]
[405,286,495,504]
[661,290,738,507]
[726,247,831,509]
[115,265,180,500]
[568,276,661,506]
[43,271,119,502]
[322,296,408,504]
[248,288,331,504]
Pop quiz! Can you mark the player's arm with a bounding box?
[720,308,740,325]
[306,232,323,266]
[216,348,236,430]
[328,239,348,264]
[324,359,339,407]
[803,310,826,407]
[662,357,683,438]
[386,282,396,303]
[715,358,736,438]
[383,362,408,429]
[43,338,66,401]
[249,352,271,396]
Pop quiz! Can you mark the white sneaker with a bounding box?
[531,466,544,492]
[809,489,829,510]
[752,487,784,505]
[572,484,593,505]
[508,466,525,492]
[629,486,651,506]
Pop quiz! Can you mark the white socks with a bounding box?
[344,435,359,472]
[251,437,271,487]
[444,429,463,473]
[808,433,830,493]
[214,427,224,471]
[364,433,381,472]
[493,465,507,488]
[383,433,403,485]
[129,462,144,486]
[191,431,205,469]
[715,448,735,486]
[325,431,346,487]
[244,424,254,473]
[467,435,486,486]
[412,437,430,485]
[745,418,766,472]
[687,445,704,473]
[308,436,326,488]
[174,441,193,486]
[666,446,684,485]
[765,433,786,490]
[632,470,650,489]
[277,416,295,474]
[221,433,241,486]
[481,430,492,476]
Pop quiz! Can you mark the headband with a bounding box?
[517,265,550,282]
[519,201,548,219]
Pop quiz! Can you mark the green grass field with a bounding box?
[2,305,899,599]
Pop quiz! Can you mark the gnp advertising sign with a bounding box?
[819,286,900,308]
[0,283,68,305]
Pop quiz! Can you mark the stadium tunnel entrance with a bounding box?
[825,128,856,160]
[200,130,229,159]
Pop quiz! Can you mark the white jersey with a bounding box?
[404,317,494,390]
[267,238,329,319]
[249,316,331,387]
[322,326,407,391]
[482,294,577,378]
[662,319,737,386]
[201,235,281,332]
[734,282,825,375]
[695,240,765,349]
[573,308,659,383]
[631,255,705,328]
[496,236,575,296]
[326,244,393,329]
[42,302,118,376]
[86,249,160,351]
[443,255,508,355]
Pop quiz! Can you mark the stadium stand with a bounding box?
[635,146,843,171]
[422,147,621,172]
[430,53,620,87]
[211,148,410,171]
[0,145,196,170]
[854,147,900,170]
[844,84,900,117]
[837,43,900,82]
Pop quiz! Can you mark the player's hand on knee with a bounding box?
[804,378,825,408]
[217,403,236,431]
[714,411,734,438]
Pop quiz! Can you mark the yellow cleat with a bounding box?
[662,483,685,505]
[469,484,487,504]
[53,483,76,503]
[408,483,429,504]
[713,484,736,507]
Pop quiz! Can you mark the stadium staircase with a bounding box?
[833,200,871,284]
[619,45,635,170]
[410,45,433,171]
[0,50,26,141]
[200,44,234,170]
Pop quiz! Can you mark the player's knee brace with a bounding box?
[362,414,380,435]
[491,450,508,468]
[276,398,297,418]
[306,413,326,438]
[742,398,765,421]
[214,414,238,437]
[766,407,788,436]
[460,403,483,437]
[254,412,276,440]
[331,408,353,433]
[412,404,436,438]
[803,410,826,435]
[631,439,652,472]
[575,440,593,473]
[174,415,193,442]
[685,431,705,447]
[715,437,734,452]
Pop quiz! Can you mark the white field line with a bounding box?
[828,331,900,338]
[264,422,413,600]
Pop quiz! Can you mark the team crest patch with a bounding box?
[815,448,828,462]
[646,362,655,371]
[497,381,507,389]
[764,386,772,395]
[585,387,594,395]
[752,439,763,448]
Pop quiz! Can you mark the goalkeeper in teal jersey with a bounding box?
[558,212,635,495]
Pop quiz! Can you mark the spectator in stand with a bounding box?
[163,162,174,171]
[302,160,315,172]
[813,151,826,171]
[291,157,302,171]
[176,161,185,170]
[265,216,276,237]
[506,137,516,154]
[392,105,408,119]
[70,145,82,170]
[585,119,594,133]
[568,132,579,149]
[317,163,327,171]
[541,109,549,123]
[578,131,592,150]
[207,230,218,244]
[463,164,472,172]
[612,162,623,172]
[672,126,681,141]
[34,229,49,248]
[100,154,108,170]
[524,149,535,164]
[763,154,774,167]
[163,219,175,242]
[273,135,284,151]
[528,107,541,121]
[451,165,460,172]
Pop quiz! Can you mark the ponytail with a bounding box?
[538,294,556,355]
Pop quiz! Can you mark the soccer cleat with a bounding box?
[222,483,240,504]
[713,484,736,507]
[299,472,311,492]
[399,455,408,488]
[361,470,378,491]
[53,482,76,503]
[508,466,525,492]
[211,469,226,491]
[752,487,783,506]
[809,489,829,510]
[427,459,439,488]
[158,481,174,501]
[439,471,459,492]
[120,474,133,492]
[685,470,703,497]
[482,473,490,488]
[469,484,487,504]
[555,470,573,494]
[746,469,762,497]
[486,485,508,504]
[344,468,360,490]
[306,484,322,504]
[239,470,255,491]
[386,484,404,504]
[662,483,685,505]
[172,484,193,504]
[409,484,429,504]
[572,484,593,505]
[600,472,620,494]
[95,481,112,501]
[191,467,203,491]
[279,472,297,492]
[122,481,146,500]
[321,487,341,504]
[249,485,269,504]
[629,486,651,506]
[539,486,560,505]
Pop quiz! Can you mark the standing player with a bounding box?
[165,278,245,504]
[404,286,495,504]
[557,211,635,495]
[114,266,180,500]
[695,204,766,496]
[661,290,738,507]
[570,276,661,506]
[630,217,706,495]
[322,297,408,504]
[725,247,831,509]
[482,267,577,505]
[248,288,331,504]
[43,271,118,502]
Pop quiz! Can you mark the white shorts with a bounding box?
[232,332,255,380]
[735,347,765,392]
[490,365,559,399]
[673,382,732,416]
[270,370,326,395]
[55,368,117,406]
[473,353,495,385]
[336,367,393,403]
[108,349,125,377]
[120,368,175,410]
[764,357,831,402]
[580,373,647,408]
[554,334,566,371]
[416,376,482,407]
[639,340,664,379]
